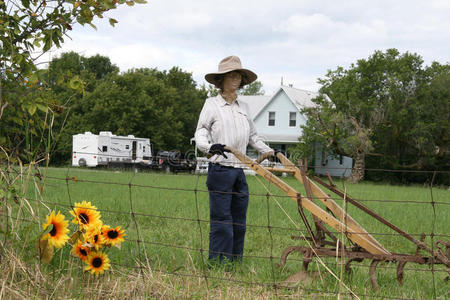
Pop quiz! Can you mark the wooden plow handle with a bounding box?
[225,146,390,255]
[255,151,274,164]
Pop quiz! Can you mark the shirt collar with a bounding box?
[217,94,241,107]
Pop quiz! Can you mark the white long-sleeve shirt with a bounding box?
[195,94,272,167]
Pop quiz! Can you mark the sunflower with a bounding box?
[42,211,70,248]
[72,240,90,261]
[84,251,110,275]
[70,201,102,230]
[84,226,104,250]
[101,225,125,247]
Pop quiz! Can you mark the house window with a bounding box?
[125,145,130,150]
[289,112,296,127]
[102,146,107,152]
[268,112,275,126]
[321,149,328,166]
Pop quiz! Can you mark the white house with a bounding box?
[241,85,352,178]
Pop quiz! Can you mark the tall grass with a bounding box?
[1,167,449,299]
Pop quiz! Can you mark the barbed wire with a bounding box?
[16,195,450,239]
[2,211,448,277]
[2,164,448,299]
[10,170,448,205]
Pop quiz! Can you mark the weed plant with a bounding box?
[1,167,449,299]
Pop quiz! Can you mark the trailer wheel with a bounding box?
[78,158,87,167]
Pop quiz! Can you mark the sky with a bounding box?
[51,0,450,95]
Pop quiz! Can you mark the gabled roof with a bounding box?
[280,85,320,110]
[238,95,271,119]
[239,85,322,120]
[251,85,320,120]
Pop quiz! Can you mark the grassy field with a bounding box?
[2,166,449,299]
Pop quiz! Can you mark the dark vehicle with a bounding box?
[153,150,196,173]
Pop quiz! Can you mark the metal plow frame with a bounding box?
[227,147,450,290]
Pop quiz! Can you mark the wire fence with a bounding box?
[1,161,449,299]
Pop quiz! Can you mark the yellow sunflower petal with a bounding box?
[42,210,70,248]
[84,251,110,275]
[71,201,102,230]
[71,240,90,261]
[84,226,104,250]
[102,225,125,247]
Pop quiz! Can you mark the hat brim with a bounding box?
[205,68,257,88]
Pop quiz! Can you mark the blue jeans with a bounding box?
[206,163,249,262]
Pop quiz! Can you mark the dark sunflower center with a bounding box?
[80,249,87,256]
[107,230,119,239]
[92,257,103,268]
[79,213,89,224]
[49,224,57,236]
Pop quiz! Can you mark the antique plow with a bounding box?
[226,147,450,290]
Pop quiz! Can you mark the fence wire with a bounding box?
[1,163,449,299]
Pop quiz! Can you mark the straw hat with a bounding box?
[205,56,257,88]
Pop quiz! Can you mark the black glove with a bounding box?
[270,149,282,162]
[209,144,230,159]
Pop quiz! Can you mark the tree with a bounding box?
[43,52,119,164]
[51,65,207,164]
[297,49,448,183]
[238,80,265,95]
[206,80,265,97]
[0,0,146,163]
[206,84,219,97]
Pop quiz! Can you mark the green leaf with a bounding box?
[21,0,31,8]
[12,117,23,126]
[43,36,52,52]
[36,103,48,113]
[39,224,54,238]
[69,75,84,91]
[28,103,37,116]
[109,18,118,27]
[33,39,41,47]
[28,72,38,84]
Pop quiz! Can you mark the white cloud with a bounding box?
[274,13,334,34]
[52,0,449,94]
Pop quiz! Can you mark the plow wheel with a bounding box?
[344,257,364,274]
[396,261,407,285]
[226,147,450,291]
[279,246,320,287]
[279,246,313,270]
[369,259,385,291]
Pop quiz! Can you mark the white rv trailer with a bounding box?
[72,131,152,167]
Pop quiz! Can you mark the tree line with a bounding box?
[1,50,266,166]
[42,52,211,165]
[1,4,447,185]
[296,49,449,184]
